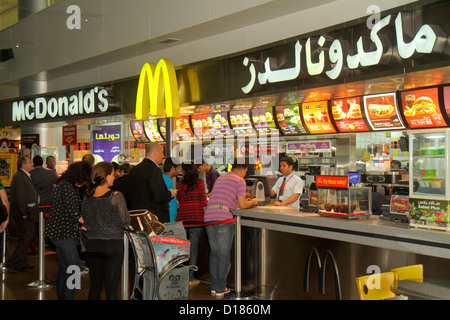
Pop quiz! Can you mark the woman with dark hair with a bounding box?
[175,162,208,285]
[45,161,92,300]
[81,161,130,300]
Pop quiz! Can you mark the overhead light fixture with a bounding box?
[158,38,181,44]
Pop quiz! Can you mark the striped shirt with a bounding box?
[204,172,246,222]
[175,179,208,226]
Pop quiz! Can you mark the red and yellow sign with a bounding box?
[316,175,348,188]
[135,59,180,120]
[301,101,336,134]
[62,125,77,146]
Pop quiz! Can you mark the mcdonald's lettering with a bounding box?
[135,59,180,120]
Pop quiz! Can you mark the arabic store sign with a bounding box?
[92,125,121,162]
[241,11,447,94]
[12,87,113,122]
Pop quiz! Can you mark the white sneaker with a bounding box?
[213,287,231,297]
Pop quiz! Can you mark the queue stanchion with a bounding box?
[27,207,54,288]
[225,214,252,300]
[121,232,129,300]
[0,229,6,272]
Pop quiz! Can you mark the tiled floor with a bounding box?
[0,238,220,301]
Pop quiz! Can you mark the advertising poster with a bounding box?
[275,105,308,135]
[401,87,446,128]
[301,101,336,134]
[363,92,405,131]
[130,121,150,143]
[251,107,278,136]
[143,119,164,142]
[331,97,369,132]
[92,125,121,162]
[62,125,77,146]
[390,195,409,215]
[286,141,331,153]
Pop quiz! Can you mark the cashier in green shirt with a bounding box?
[270,157,304,210]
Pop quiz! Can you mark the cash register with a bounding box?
[245,175,271,205]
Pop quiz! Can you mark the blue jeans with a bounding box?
[51,238,81,300]
[205,222,234,293]
[186,226,203,281]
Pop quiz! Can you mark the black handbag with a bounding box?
[77,229,88,260]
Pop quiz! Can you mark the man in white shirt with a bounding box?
[270,157,304,210]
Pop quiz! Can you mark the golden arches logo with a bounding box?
[135,59,180,120]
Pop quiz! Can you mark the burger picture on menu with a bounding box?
[346,100,362,119]
[367,103,396,119]
[332,104,346,120]
[404,96,437,116]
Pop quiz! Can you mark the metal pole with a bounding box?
[0,230,6,271]
[26,211,54,288]
[225,215,252,300]
[121,233,129,300]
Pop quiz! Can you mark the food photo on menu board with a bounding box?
[444,86,450,116]
[157,118,166,140]
[363,92,405,131]
[143,119,164,142]
[191,114,208,139]
[251,107,279,135]
[230,110,255,135]
[130,120,150,143]
[175,116,194,140]
[301,101,336,134]
[274,105,308,135]
[401,87,446,129]
[331,97,370,132]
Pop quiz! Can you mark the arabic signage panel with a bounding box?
[331,97,370,132]
[130,120,150,143]
[363,92,405,131]
[400,87,446,129]
[93,125,121,162]
[286,141,332,153]
[143,119,164,142]
[301,101,336,134]
[275,105,308,135]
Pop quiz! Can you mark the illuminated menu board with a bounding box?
[130,120,150,143]
[251,107,279,136]
[143,119,164,142]
[157,118,167,140]
[445,86,450,116]
[191,112,233,139]
[401,87,446,129]
[363,92,405,131]
[274,105,308,135]
[301,101,336,134]
[331,97,369,132]
[174,116,194,141]
[230,109,256,136]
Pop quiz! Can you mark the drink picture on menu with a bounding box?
[401,87,446,129]
[363,92,405,131]
[331,97,369,132]
[301,101,336,134]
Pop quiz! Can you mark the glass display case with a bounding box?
[316,175,371,219]
[409,130,450,231]
[410,130,449,198]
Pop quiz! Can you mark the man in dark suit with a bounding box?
[127,143,176,223]
[5,156,39,273]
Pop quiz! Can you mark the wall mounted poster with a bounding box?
[400,87,446,129]
[363,92,405,131]
[331,97,369,132]
[93,125,121,162]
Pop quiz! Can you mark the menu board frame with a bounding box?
[301,101,337,135]
[274,104,309,136]
[362,92,406,131]
[330,96,371,133]
[399,85,449,129]
[130,120,150,143]
[229,109,256,136]
[174,116,194,141]
[143,119,165,143]
[157,118,167,141]
[191,112,234,140]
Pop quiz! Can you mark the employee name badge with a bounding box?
[278,195,284,201]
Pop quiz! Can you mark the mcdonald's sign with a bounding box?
[135,59,180,120]
[303,247,342,300]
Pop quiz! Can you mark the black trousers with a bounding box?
[86,239,124,300]
[6,217,34,270]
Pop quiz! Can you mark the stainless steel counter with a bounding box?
[235,206,450,259]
